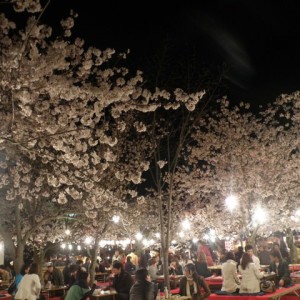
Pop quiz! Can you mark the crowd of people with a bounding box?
[221,244,291,294]
[0,236,295,300]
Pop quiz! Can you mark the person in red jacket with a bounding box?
[197,241,214,266]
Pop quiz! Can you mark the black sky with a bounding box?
[35,1,300,104]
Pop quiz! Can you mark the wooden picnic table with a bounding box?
[41,285,68,299]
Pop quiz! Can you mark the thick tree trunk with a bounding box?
[34,248,46,279]
[14,243,24,274]
[286,228,297,263]
[246,228,258,255]
[158,195,170,291]
[90,236,100,286]
[0,229,15,265]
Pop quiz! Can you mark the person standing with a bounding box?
[269,250,291,287]
[195,252,211,278]
[127,249,138,268]
[238,253,264,293]
[83,257,91,272]
[235,247,244,267]
[197,242,214,267]
[130,268,157,300]
[15,263,41,300]
[139,249,151,269]
[258,245,271,266]
[125,256,136,275]
[148,258,159,282]
[221,252,240,293]
[113,250,122,263]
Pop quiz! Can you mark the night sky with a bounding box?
[22,1,300,105]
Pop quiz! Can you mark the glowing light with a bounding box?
[252,207,268,225]
[112,215,120,223]
[178,231,184,238]
[192,238,199,244]
[135,232,143,241]
[171,240,177,245]
[155,232,160,238]
[61,243,66,249]
[296,209,300,217]
[77,245,81,251]
[225,195,238,212]
[65,229,71,235]
[84,236,93,245]
[182,219,190,230]
[149,239,155,245]
[291,216,297,221]
[68,244,73,250]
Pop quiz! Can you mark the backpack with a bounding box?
[260,280,276,293]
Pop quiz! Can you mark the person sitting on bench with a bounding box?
[269,250,291,287]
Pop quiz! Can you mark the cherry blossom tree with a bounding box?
[1,0,208,275]
[134,48,226,289]
[174,96,300,249]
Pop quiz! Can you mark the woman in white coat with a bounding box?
[221,252,240,293]
[15,263,41,300]
[238,253,264,293]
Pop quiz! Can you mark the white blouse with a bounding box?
[15,274,41,300]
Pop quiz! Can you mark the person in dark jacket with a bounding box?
[63,264,79,288]
[195,252,211,278]
[235,247,244,267]
[269,250,291,287]
[179,263,211,300]
[258,245,271,266]
[139,250,151,269]
[130,268,157,300]
[169,259,183,275]
[125,256,136,275]
[43,262,64,286]
[110,261,134,300]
